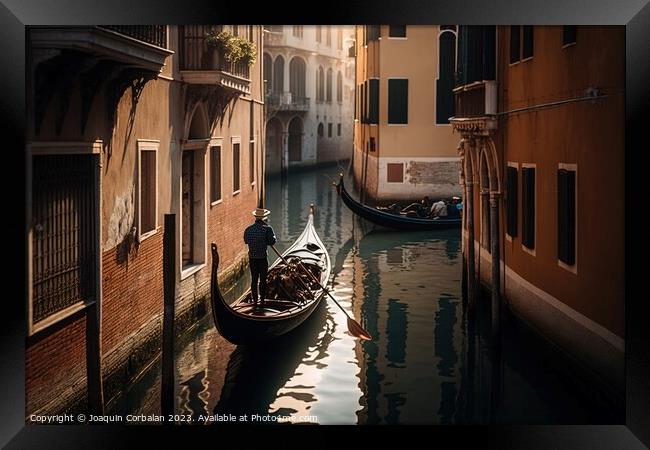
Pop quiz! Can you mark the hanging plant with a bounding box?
[204,29,257,67]
[205,29,233,50]
[238,39,257,67]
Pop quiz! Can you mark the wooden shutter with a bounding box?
[388,79,408,124]
[558,169,576,265]
[510,26,520,63]
[522,167,535,249]
[506,166,518,237]
[523,26,534,58]
[369,79,379,124]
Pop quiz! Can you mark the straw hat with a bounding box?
[252,207,271,219]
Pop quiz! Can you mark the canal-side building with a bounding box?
[451,25,625,409]
[263,25,355,175]
[353,25,462,204]
[26,25,264,417]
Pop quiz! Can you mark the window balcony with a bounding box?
[450,80,497,133]
[30,26,172,72]
[179,25,252,95]
[265,92,310,112]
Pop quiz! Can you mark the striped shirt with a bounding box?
[244,220,277,259]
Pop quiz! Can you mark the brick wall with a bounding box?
[26,316,87,416]
[101,231,164,357]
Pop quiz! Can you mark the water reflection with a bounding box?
[114,165,606,425]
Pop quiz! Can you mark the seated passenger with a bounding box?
[376,203,402,214]
[429,200,448,218]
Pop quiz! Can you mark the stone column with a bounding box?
[490,191,501,347]
[465,139,477,315]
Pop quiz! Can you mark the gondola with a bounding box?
[210,204,331,345]
[335,174,462,231]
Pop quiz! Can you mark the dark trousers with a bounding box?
[249,257,269,303]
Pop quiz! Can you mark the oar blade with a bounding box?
[347,317,372,341]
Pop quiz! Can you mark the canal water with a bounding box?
[108,165,612,425]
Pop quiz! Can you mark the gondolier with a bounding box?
[244,208,277,307]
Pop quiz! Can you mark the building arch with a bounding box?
[186,101,209,140]
[273,55,285,94]
[288,116,303,162]
[289,56,307,99]
[479,149,491,250]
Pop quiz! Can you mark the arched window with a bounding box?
[263,53,273,95]
[326,68,333,102]
[316,25,322,42]
[336,71,343,103]
[317,66,324,102]
[436,30,456,124]
[289,57,306,100]
[326,25,332,46]
[317,122,324,137]
[337,28,343,50]
[273,55,284,94]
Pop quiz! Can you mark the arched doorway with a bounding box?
[265,117,283,175]
[288,117,303,162]
[182,105,209,269]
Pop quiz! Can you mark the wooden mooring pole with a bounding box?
[161,214,176,416]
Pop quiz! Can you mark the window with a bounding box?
[367,25,380,41]
[139,149,157,236]
[290,57,306,99]
[328,123,332,137]
[563,25,577,46]
[273,56,284,94]
[369,137,376,152]
[506,166,518,237]
[387,163,403,183]
[388,79,408,124]
[316,25,322,42]
[510,26,521,63]
[337,123,341,136]
[326,68,333,102]
[557,168,576,265]
[249,141,255,184]
[510,25,533,63]
[317,66,324,102]
[326,25,331,46]
[233,142,240,193]
[337,28,343,50]
[318,122,324,137]
[293,25,303,38]
[436,31,456,124]
[263,53,273,95]
[210,146,222,203]
[522,26,534,59]
[389,25,407,38]
[337,71,343,103]
[522,166,535,250]
[361,81,367,123]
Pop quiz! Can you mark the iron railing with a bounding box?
[100,26,167,48]
[265,93,310,110]
[179,25,251,79]
[32,155,96,323]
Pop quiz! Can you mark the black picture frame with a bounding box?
[2,0,648,448]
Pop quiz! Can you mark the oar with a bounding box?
[271,245,371,341]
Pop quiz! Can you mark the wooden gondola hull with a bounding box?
[335,176,461,231]
[210,293,323,345]
[210,208,331,346]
